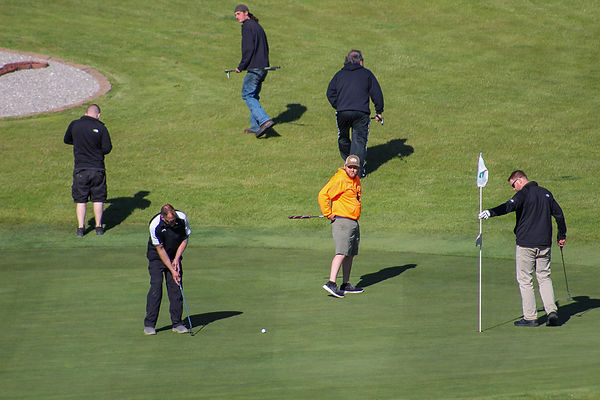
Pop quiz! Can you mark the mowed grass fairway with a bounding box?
[1,0,599,399]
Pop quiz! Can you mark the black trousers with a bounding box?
[336,110,370,177]
[144,259,183,328]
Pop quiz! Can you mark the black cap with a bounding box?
[234,4,249,13]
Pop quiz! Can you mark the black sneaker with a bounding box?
[546,311,559,326]
[76,227,85,237]
[514,318,539,327]
[322,281,344,298]
[340,283,364,294]
[95,226,104,235]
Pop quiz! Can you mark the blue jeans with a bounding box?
[242,69,271,131]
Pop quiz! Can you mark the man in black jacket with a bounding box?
[479,170,567,327]
[327,50,384,177]
[144,204,192,335]
[234,4,274,138]
[64,104,112,236]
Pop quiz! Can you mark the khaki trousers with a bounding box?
[516,245,557,320]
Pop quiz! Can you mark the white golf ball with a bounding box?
[261,328,266,333]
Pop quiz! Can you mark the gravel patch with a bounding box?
[0,49,110,118]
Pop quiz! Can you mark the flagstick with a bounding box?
[478,186,483,333]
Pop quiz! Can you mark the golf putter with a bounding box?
[179,284,194,335]
[560,247,573,301]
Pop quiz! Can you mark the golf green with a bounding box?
[2,246,598,399]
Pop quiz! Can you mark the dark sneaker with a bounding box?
[95,226,104,235]
[172,324,189,334]
[255,119,274,138]
[76,227,85,237]
[514,318,539,327]
[340,283,364,294]
[546,311,559,326]
[322,281,344,298]
[144,326,156,335]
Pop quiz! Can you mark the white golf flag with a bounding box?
[477,153,488,188]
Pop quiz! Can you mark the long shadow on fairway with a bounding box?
[157,311,243,332]
[365,138,414,177]
[86,190,151,233]
[356,264,417,288]
[543,296,600,326]
[272,103,307,125]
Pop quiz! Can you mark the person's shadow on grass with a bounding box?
[538,296,600,326]
[273,103,307,125]
[258,103,307,139]
[87,190,151,233]
[156,311,243,333]
[356,264,417,288]
[364,138,414,177]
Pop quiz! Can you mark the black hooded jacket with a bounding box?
[326,63,384,115]
[489,181,567,247]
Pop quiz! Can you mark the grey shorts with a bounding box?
[332,217,360,256]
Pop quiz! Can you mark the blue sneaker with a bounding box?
[322,281,344,298]
[340,283,364,294]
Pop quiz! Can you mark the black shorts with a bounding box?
[72,169,107,203]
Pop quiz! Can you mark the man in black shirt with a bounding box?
[144,204,192,335]
[64,104,112,236]
[479,170,567,327]
[327,50,384,178]
[234,4,274,138]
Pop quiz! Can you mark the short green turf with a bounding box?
[1,247,599,399]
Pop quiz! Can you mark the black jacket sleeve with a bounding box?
[326,73,339,109]
[369,73,384,114]
[551,199,567,240]
[64,121,75,145]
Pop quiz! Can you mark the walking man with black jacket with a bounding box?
[234,4,274,138]
[327,50,384,177]
[64,104,112,236]
[479,170,567,327]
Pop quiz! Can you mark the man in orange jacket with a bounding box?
[318,155,364,298]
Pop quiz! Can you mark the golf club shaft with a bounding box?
[225,66,281,74]
[560,246,572,299]
[288,215,325,219]
[179,284,193,330]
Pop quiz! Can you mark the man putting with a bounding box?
[318,155,364,298]
[144,204,192,335]
[479,170,567,327]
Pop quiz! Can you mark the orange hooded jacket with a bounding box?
[318,168,361,220]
